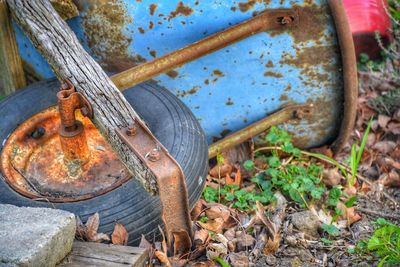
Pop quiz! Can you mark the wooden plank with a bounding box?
[6,0,159,194]
[0,0,26,96]
[59,241,148,267]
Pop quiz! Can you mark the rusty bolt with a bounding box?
[278,16,294,25]
[126,125,137,136]
[148,149,161,162]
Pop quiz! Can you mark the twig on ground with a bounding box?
[355,207,400,221]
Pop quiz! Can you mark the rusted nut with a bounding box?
[277,15,294,25]
[126,125,137,136]
[147,149,161,162]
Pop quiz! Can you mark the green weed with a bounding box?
[348,118,373,186]
[356,218,400,266]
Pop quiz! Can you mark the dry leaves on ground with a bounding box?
[111,223,129,245]
[75,213,110,242]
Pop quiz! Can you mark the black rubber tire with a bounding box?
[0,79,208,245]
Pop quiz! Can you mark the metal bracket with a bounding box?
[57,80,93,131]
[116,120,192,255]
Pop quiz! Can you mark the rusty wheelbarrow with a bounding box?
[1,0,357,248]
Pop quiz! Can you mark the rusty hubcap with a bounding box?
[0,106,130,202]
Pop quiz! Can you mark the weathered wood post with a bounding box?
[0,0,26,96]
[6,0,160,193]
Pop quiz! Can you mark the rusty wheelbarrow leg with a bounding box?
[117,123,192,255]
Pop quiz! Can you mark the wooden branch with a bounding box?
[6,0,158,193]
[0,0,26,96]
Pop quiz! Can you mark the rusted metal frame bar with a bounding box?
[117,123,192,256]
[208,104,314,158]
[111,9,298,91]
[328,0,358,154]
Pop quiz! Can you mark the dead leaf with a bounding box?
[229,251,250,267]
[337,202,361,226]
[86,212,101,241]
[378,114,391,129]
[75,213,110,242]
[343,185,357,197]
[380,170,400,187]
[387,122,400,135]
[155,250,171,267]
[209,163,233,178]
[373,141,397,154]
[204,203,237,229]
[322,168,342,187]
[235,230,255,250]
[360,182,371,193]
[393,109,400,122]
[199,218,225,233]
[263,233,281,255]
[233,167,242,186]
[139,235,153,250]
[225,173,235,185]
[194,228,209,246]
[191,199,206,221]
[346,207,362,225]
[111,223,128,245]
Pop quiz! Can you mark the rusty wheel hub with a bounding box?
[0,106,130,202]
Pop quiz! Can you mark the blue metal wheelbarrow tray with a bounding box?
[14,0,357,153]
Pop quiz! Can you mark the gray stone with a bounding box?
[0,204,76,267]
[290,211,321,238]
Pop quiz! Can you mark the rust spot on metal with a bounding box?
[238,1,256,12]
[149,3,158,15]
[280,45,337,87]
[138,27,145,34]
[0,107,131,202]
[269,5,327,44]
[166,70,179,78]
[212,69,225,77]
[149,50,157,58]
[204,79,209,85]
[226,97,234,106]
[169,2,194,20]
[177,86,201,97]
[231,7,237,12]
[265,60,274,68]
[80,0,147,72]
[279,94,288,101]
[264,71,283,78]
[149,21,154,29]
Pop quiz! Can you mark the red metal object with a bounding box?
[343,0,393,59]
[117,122,192,255]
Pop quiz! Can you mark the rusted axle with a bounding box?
[111,9,298,90]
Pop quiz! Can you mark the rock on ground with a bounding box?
[0,204,76,267]
[290,210,321,238]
